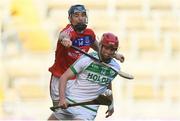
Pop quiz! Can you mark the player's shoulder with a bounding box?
[84,28,95,34]
[79,52,95,61]
[74,53,94,67]
[78,51,98,63]
[109,59,121,72]
[85,27,94,31]
[60,24,73,33]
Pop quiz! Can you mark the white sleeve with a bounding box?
[70,55,92,75]
[109,59,121,72]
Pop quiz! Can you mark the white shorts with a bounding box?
[50,75,99,120]
[50,75,75,106]
[53,104,98,120]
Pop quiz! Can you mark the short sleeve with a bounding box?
[70,55,92,75]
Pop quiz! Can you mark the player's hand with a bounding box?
[61,38,72,48]
[105,106,114,118]
[59,99,68,109]
[114,53,125,63]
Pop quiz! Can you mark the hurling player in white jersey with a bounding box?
[53,33,121,120]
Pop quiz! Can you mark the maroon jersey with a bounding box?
[49,24,96,77]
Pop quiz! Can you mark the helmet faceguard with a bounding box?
[99,33,119,63]
[68,5,88,32]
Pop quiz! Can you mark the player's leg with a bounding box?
[49,76,75,106]
[67,104,99,120]
[48,75,60,120]
[48,76,76,120]
[50,75,60,105]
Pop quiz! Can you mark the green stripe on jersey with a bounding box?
[70,66,78,75]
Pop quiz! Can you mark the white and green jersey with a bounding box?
[66,52,120,103]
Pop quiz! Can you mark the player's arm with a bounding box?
[58,68,75,109]
[113,53,125,63]
[105,83,114,118]
[90,40,99,51]
[58,32,72,47]
[58,55,87,109]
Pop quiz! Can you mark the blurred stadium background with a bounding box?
[0,0,180,120]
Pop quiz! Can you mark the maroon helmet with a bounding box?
[100,33,119,50]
